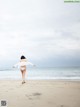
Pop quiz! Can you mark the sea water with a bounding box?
[0,67,80,80]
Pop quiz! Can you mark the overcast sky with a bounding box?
[0,0,80,68]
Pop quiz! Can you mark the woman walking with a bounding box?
[13,55,34,84]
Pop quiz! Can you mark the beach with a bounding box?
[0,80,80,107]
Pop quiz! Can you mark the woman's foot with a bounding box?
[22,80,26,84]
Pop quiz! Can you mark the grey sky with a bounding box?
[0,0,80,68]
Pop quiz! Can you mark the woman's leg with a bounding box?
[21,70,26,83]
[23,70,26,82]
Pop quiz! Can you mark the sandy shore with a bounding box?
[0,80,80,107]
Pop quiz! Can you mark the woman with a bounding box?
[13,55,34,84]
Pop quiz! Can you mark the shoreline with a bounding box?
[0,78,80,81]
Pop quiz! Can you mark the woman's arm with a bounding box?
[13,62,20,68]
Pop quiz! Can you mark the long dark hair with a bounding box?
[20,55,26,59]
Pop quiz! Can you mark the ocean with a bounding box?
[0,67,80,80]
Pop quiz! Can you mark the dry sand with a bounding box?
[0,80,80,107]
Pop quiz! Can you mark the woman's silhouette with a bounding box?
[13,55,34,84]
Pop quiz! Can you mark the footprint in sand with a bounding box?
[32,92,42,100]
[33,93,42,96]
[25,93,42,100]
[25,94,33,100]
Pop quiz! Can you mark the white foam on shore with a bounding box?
[0,77,80,81]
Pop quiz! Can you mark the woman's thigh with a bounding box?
[21,69,26,75]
